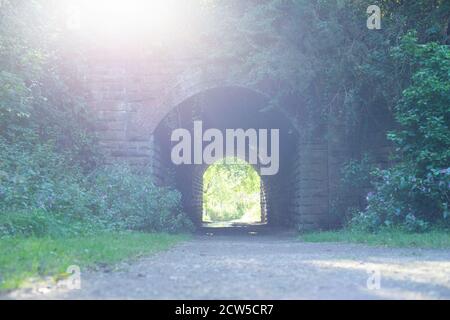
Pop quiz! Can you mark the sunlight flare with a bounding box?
[66,0,202,43]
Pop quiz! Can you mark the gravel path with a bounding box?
[6,234,450,300]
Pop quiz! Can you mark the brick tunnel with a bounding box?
[151,86,325,230]
[88,52,340,232]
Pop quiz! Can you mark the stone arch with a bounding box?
[150,84,303,229]
[134,72,301,137]
[91,63,334,231]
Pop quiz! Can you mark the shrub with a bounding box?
[0,143,194,237]
[351,165,449,232]
[0,141,92,216]
[389,33,450,172]
[0,210,62,238]
[348,35,450,232]
[88,165,194,233]
[330,155,375,226]
[0,210,103,238]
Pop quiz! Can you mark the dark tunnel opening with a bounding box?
[153,87,300,230]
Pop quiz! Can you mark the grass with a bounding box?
[0,232,189,291]
[300,228,450,249]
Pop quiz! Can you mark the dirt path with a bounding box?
[6,235,450,300]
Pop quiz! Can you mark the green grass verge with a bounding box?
[300,229,450,249]
[0,232,189,291]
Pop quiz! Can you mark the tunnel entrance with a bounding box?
[202,157,267,228]
[152,86,305,231]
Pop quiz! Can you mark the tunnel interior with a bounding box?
[153,87,300,229]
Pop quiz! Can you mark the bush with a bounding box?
[330,155,375,226]
[0,210,62,238]
[0,142,194,237]
[348,35,450,233]
[351,165,449,232]
[389,33,450,172]
[89,165,194,233]
[0,141,92,216]
[0,210,102,238]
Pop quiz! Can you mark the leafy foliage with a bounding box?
[351,36,450,232]
[90,165,194,233]
[389,34,450,172]
[0,1,99,167]
[0,1,193,237]
[0,157,193,237]
[330,154,375,225]
[203,158,261,223]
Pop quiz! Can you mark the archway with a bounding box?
[151,86,311,230]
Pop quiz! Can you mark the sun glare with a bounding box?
[67,0,201,43]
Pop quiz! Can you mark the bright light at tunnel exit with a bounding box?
[67,0,201,42]
[202,158,264,226]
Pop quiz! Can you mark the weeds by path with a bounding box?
[300,229,450,249]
